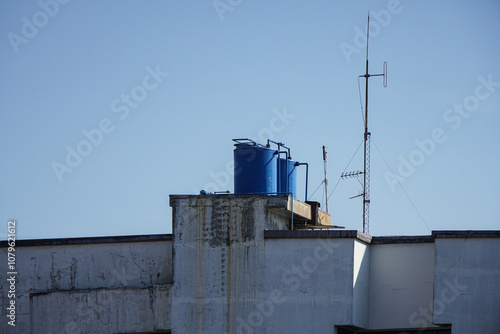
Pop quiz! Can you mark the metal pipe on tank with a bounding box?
[275,150,289,195]
[267,140,291,158]
[296,162,309,201]
[285,157,289,196]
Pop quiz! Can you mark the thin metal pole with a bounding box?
[323,145,328,213]
[305,163,308,201]
[278,142,281,192]
[365,14,370,134]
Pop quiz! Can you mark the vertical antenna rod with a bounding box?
[360,13,387,235]
[362,14,371,235]
[323,145,328,213]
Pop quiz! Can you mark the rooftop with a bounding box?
[3,230,500,248]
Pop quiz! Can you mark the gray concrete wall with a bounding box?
[368,242,435,329]
[169,195,290,334]
[0,237,172,334]
[433,237,500,334]
[30,285,171,333]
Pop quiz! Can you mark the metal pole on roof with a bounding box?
[322,145,329,213]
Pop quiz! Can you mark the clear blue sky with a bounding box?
[1,0,499,240]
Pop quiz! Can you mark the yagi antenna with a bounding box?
[342,13,388,235]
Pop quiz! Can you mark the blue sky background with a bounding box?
[1,0,499,240]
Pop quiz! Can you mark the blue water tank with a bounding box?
[234,144,277,194]
[279,158,298,198]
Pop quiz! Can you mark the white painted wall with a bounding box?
[434,238,500,334]
[353,240,370,328]
[368,242,435,329]
[262,238,355,333]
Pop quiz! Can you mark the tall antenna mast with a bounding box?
[342,13,387,235]
[323,145,328,213]
[362,14,371,235]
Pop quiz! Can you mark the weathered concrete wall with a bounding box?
[169,195,290,334]
[368,242,435,329]
[433,237,500,333]
[0,237,172,334]
[30,285,171,333]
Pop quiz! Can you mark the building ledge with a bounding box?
[4,226,499,250]
[0,234,172,248]
[264,230,500,244]
[264,230,372,243]
[432,230,500,238]
[371,235,435,244]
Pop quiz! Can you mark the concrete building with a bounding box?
[1,194,499,333]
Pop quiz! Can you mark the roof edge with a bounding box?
[264,230,372,243]
[432,230,500,238]
[371,235,435,244]
[265,230,500,244]
[0,234,172,248]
